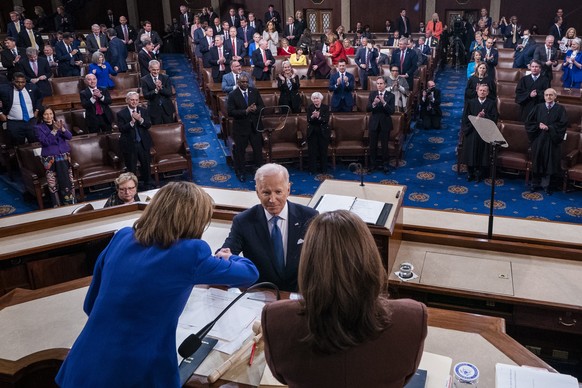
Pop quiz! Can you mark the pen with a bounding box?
[395,190,401,199]
[248,341,257,366]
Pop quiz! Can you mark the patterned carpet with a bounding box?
[1,54,581,223]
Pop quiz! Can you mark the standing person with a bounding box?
[225,27,245,63]
[289,47,307,66]
[247,32,261,66]
[397,8,412,37]
[251,39,275,81]
[222,60,254,93]
[0,72,42,145]
[137,21,162,54]
[309,49,331,79]
[385,66,410,112]
[7,11,24,39]
[141,60,175,124]
[106,28,128,73]
[262,21,279,54]
[209,36,231,83]
[17,19,44,52]
[355,37,379,90]
[248,12,264,35]
[306,92,330,174]
[55,181,259,387]
[1,37,25,81]
[325,34,347,65]
[54,6,74,32]
[262,210,427,387]
[138,40,156,77]
[89,52,117,89]
[80,74,113,133]
[103,172,140,207]
[418,80,442,130]
[34,106,75,207]
[515,59,549,122]
[284,16,299,47]
[227,75,264,182]
[277,61,301,113]
[18,47,52,97]
[480,38,498,77]
[533,35,558,81]
[237,18,255,53]
[367,77,395,172]
[115,16,137,52]
[503,16,522,49]
[462,84,498,182]
[390,37,417,90]
[426,13,443,39]
[328,59,355,112]
[55,33,83,77]
[264,4,282,32]
[220,163,318,291]
[561,38,582,88]
[525,88,568,195]
[86,24,109,55]
[465,62,496,102]
[116,91,152,189]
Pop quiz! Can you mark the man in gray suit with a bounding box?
[86,24,109,55]
[221,60,254,93]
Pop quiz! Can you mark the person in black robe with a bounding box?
[462,84,498,182]
[515,59,550,122]
[464,62,496,102]
[524,88,568,195]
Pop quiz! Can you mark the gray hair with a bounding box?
[255,163,289,185]
[148,59,160,69]
[25,47,38,56]
[91,51,104,64]
[115,172,138,187]
[125,91,140,101]
[399,37,408,44]
[310,92,324,101]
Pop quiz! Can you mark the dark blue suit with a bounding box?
[224,37,246,59]
[106,37,128,73]
[480,47,499,77]
[7,21,24,39]
[237,26,255,45]
[390,48,417,89]
[328,71,355,112]
[222,202,318,291]
[55,40,82,77]
[355,46,379,90]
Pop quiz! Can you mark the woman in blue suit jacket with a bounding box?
[248,32,261,66]
[562,38,582,88]
[88,51,117,89]
[56,182,259,387]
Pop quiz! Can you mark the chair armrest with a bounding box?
[149,147,157,159]
[182,141,191,156]
[564,149,580,168]
[329,129,336,146]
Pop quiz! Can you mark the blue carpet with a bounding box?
[1,54,581,223]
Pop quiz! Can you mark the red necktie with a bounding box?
[400,51,405,71]
[262,49,268,72]
[94,91,103,115]
[32,61,38,76]
[232,39,236,54]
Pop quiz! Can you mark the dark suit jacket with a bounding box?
[0,83,43,117]
[390,48,417,88]
[328,71,355,110]
[248,19,263,35]
[7,21,24,39]
[138,49,156,77]
[355,46,379,75]
[515,74,550,121]
[264,10,282,31]
[420,88,442,116]
[227,87,265,134]
[262,298,427,387]
[251,48,274,79]
[227,15,240,28]
[397,15,412,37]
[115,24,138,51]
[209,46,232,80]
[284,22,301,46]
[17,57,52,97]
[1,47,26,80]
[277,74,301,112]
[80,87,113,127]
[54,12,74,32]
[86,33,108,54]
[533,45,558,78]
[116,106,153,152]
[306,103,330,138]
[237,26,255,45]
[310,50,331,77]
[140,74,175,120]
[17,29,44,51]
[136,29,162,51]
[224,37,246,58]
[55,40,82,76]
[480,47,499,74]
[503,23,522,48]
[106,37,128,72]
[222,202,318,291]
[367,90,395,132]
[548,24,562,48]
[198,36,214,67]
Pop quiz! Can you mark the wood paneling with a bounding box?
[351,0,425,34]
[500,0,582,37]
[295,0,342,33]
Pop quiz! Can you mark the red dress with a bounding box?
[328,40,347,64]
[344,47,355,55]
[277,46,296,56]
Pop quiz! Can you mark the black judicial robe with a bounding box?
[515,75,550,122]
[462,97,498,168]
[525,103,568,175]
[464,74,497,102]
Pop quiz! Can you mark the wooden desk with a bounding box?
[555,86,582,105]
[0,277,551,388]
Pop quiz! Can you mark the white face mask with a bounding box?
[522,35,530,39]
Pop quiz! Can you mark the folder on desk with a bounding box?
[495,363,579,388]
[314,194,392,226]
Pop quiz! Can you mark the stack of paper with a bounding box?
[496,363,579,388]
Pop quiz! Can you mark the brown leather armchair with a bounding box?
[330,113,369,169]
[262,115,305,170]
[497,97,522,123]
[49,76,83,96]
[112,72,140,90]
[15,143,48,209]
[149,123,193,187]
[69,134,125,200]
[562,132,582,192]
[497,122,532,185]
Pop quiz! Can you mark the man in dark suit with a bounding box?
[367,77,395,172]
[1,37,26,81]
[480,38,499,77]
[7,11,24,39]
[117,91,153,189]
[248,13,264,35]
[224,27,245,62]
[220,163,318,292]
[548,17,563,48]
[115,16,137,52]
[264,5,282,32]
[226,75,264,181]
[425,30,438,48]
[284,16,300,47]
[503,16,522,49]
[251,39,274,81]
[17,19,44,52]
[198,28,215,67]
[0,73,42,145]
[462,84,498,183]
[384,30,401,47]
[55,33,83,77]
[515,60,550,122]
[54,6,74,32]
[179,5,194,37]
[533,35,558,81]
[227,8,240,28]
[355,37,379,90]
[86,24,109,55]
[237,18,255,51]
[104,9,117,29]
[141,60,175,125]
[106,29,128,73]
[390,37,417,89]
[136,21,162,54]
[416,36,432,63]
[210,17,223,37]
[329,59,355,112]
[138,40,156,77]
[397,8,411,37]
[18,47,52,97]
[80,74,113,133]
[513,29,536,68]
[209,36,231,82]
[418,80,442,130]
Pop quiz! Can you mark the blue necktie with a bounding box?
[19,90,30,121]
[133,109,141,142]
[243,90,248,105]
[270,216,285,271]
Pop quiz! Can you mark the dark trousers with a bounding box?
[419,114,442,129]
[88,115,111,133]
[256,71,271,81]
[150,109,174,125]
[123,142,151,184]
[369,126,389,167]
[233,129,263,172]
[307,129,329,173]
[213,71,225,83]
[331,99,353,112]
[7,120,37,145]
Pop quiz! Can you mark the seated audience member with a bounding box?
[418,80,442,130]
[222,60,254,93]
[515,59,549,122]
[289,47,307,66]
[306,92,330,174]
[278,38,296,56]
[80,74,114,133]
[343,39,355,55]
[309,49,331,79]
[55,33,83,77]
[329,59,355,112]
[55,181,258,387]
[562,38,582,88]
[336,25,346,41]
[277,60,301,113]
[89,51,117,89]
[559,28,577,54]
[237,18,254,52]
[513,29,536,69]
[262,210,427,387]
[385,66,410,112]
[105,28,128,73]
[138,39,156,77]
[104,172,140,207]
[19,47,52,97]
[220,163,318,292]
[141,60,175,124]
[0,72,42,145]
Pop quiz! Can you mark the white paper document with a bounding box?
[495,363,579,388]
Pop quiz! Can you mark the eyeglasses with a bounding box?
[118,186,136,192]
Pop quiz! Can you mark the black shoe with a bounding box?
[529,185,537,193]
[467,174,475,182]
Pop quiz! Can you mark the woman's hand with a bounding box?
[215,248,232,260]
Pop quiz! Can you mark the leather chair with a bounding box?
[112,72,140,90]
[149,123,192,186]
[291,66,309,80]
[262,115,305,170]
[109,104,130,131]
[495,68,521,83]
[497,122,532,185]
[302,91,330,108]
[562,131,582,192]
[15,143,48,209]
[49,76,83,96]
[225,117,268,168]
[560,103,582,131]
[54,110,85,135]
[261,93,279,113]
[497,97,523,123]
[496,82,516,98]
[355,91,370,112]
[330,113,369,168]
[497,49,515,61]
[497,58,514,69]
[69,134,125,200]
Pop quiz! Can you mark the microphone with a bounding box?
[177,282,280,359]
[348,162,365,187]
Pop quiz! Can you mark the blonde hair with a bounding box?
[298,210,390,353]
[133,182,214,248]
[115,172,138,187]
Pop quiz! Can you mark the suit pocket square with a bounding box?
[297,239,304,245]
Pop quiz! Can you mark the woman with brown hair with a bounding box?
[325,33,347,65]
[262,210,427,387]
[263,20,279,54]
[56,181,259,387]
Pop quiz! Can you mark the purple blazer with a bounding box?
[35,122,72,156]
